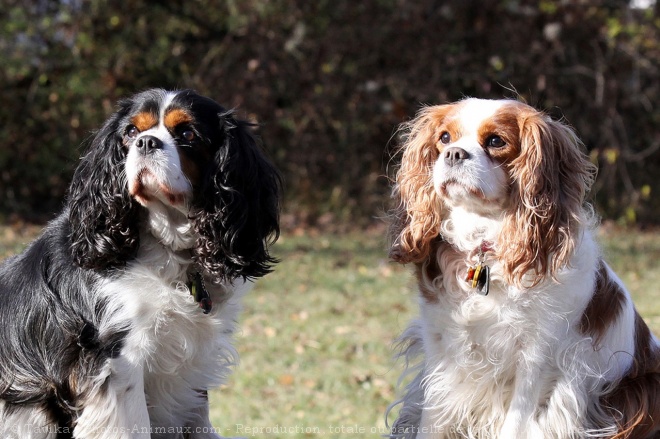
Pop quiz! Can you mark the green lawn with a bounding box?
[0,224,659,438]
[210,230,413,438]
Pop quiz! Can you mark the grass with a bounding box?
[210,230,413,438]
[597,227,660,332]
[0,223,44,259]
[0,224,659,437]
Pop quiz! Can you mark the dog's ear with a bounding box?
[68,100,140,270]
[191,114,281,282]
[389,105,451,264]
[499,110,596,287]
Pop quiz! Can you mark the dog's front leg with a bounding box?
[184,392,222,439]
[74,357,150,439]
[499,350,547,439]
[417,408,448,439]
[185,397,249,439]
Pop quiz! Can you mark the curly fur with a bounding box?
[389,105,449,264]
[389,101,596,287]
[68,98,141,270]
[190,112,280,282]
[70,89,280,282]
[500,108,596,287]
[0,89,281,438]
[387,98,660,439]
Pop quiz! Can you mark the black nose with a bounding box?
[443,147,470,167]
[136,135,163,154]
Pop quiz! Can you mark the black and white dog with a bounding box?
[0,89,280,438]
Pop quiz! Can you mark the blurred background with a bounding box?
[1,1,659,437]
[1,0,659,227]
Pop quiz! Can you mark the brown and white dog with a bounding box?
[388,98,660,438]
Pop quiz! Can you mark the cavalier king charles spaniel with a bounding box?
[388,98,660,439]
[0,89,280,438]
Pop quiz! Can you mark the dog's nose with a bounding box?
[443,147,470,167]
[136,135,163,154]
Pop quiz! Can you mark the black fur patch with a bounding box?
[0,88,281,430]
[0,215,129,427]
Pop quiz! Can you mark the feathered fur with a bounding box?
[0,89,280,438]
[387,98,660,439]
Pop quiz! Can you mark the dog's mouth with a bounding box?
[439,178,485,200]
[129,169,187,207]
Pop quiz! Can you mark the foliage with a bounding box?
[1,0,659,224]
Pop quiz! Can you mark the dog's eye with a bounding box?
[182,130,196,142]
[440,132,451,144]
[126,125,139,139]
[485,135,506,148]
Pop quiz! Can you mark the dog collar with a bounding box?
[187,271,212,314]
[465,241,492,296]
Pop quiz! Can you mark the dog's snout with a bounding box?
[136,135,163,154]
[443,147,470,167]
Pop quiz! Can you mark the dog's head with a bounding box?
[68,89,281,282]
[390,98,596,286]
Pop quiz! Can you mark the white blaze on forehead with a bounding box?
[454,98,510,133]
[159,91,180,122]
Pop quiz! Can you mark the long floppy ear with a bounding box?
[389,106,449,264]
[67,101,141,270]
[500,110,596,286]
[191,114,281,282]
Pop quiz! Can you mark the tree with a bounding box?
[1,0,658,224]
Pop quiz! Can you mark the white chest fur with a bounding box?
[97,227,251,430]
[412,231,636,438]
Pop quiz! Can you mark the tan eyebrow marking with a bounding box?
[164,108,193,130]
[131,112,158,132]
